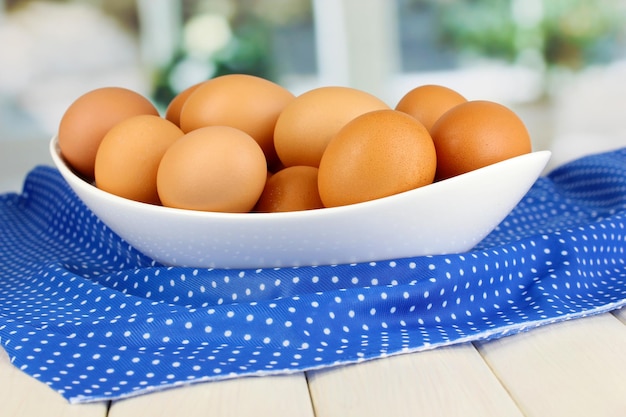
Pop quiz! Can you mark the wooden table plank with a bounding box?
[613,306,626,325]
[306,343,524,417]
[108,373,314,417]
[0,347,108,417]
[476,313,626,417]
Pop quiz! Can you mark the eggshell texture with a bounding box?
[254,166,324,212]
[156,126,267,213]
[94,115,184,205]
[430,100,532,181]
[318,109,437,208]
[179,74,295,168]
[58,87,159,179]
[395,84,467,132]
[273,86,390,168]
[165,82,202,127]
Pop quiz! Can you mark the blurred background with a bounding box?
[1,0,625,191]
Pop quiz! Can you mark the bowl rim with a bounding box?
[50,135,551,221]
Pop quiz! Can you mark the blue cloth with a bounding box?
[1,148,625,403]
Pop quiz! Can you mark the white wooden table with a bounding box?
[1,138,625,417]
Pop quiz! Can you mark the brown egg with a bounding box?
[430,100,532,181]
[273,86,390,168]
[94,115,184,205]
[318,109,437,208]
[156,126,267,213]
[165,82,202,127]
[254,166,324,212]
[58,87,159,179]
[179,74,294,167]
[395,84,467,133]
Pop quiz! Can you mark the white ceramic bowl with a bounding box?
[50,136,551,269]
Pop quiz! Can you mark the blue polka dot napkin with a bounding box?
[1,148,625,403]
